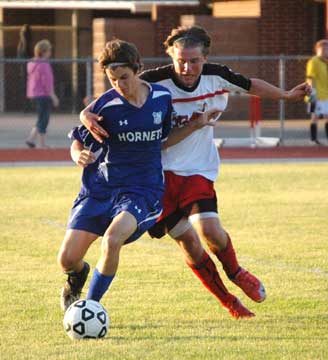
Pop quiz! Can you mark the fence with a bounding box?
[0,55,318,148]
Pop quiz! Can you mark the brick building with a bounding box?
[0,0,327,118]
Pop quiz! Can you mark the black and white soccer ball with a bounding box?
[63,299,110,340]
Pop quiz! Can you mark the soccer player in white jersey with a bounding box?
[80,26,311,318]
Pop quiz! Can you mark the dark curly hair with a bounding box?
[163,25,211,57]
[98,39,143,73]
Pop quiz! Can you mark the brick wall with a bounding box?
[152,5,203,56]
[92,18,156,97]
[258,0,319,119]
[92,19,108,97]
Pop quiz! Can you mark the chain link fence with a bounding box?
[0,55,320,148]
[0,55,310,117]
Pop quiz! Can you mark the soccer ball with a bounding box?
[63,299,110,340]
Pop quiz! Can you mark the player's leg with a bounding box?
[36,97,51,148]
[58,229,98,311]
[26,126,37,148]
[171,220,254,318]
[323,105,328,140]
[178,174,265,303]
[87,211,137,302]
[190,214,266,303]
[309,99,322,145]
[310,116,321,144]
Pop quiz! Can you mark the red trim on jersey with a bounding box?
[172,89,230,103]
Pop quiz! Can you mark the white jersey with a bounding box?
[140,64,251,181]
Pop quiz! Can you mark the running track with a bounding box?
[0,146,327,163]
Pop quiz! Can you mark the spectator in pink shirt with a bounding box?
[26,39,59,148]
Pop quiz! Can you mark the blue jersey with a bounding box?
[70,82,172,199]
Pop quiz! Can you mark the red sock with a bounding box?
[215,235,240,278]
[186,251,234,305]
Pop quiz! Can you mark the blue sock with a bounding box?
[86,268,115,302]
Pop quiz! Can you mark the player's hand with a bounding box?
[189,108,222,129]
[285,82,312,101]
[77,149,96,168]
[205,108,222,126]
[80,110,108,143]
[52,94,59,107]
[308,87,317,103]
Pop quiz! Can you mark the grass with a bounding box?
[0,162,327,360]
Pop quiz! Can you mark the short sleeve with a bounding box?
[161,100,173,142]
[68,125,102,151]
[306,58,317,79]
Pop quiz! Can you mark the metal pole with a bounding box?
[71,10,78,113]
[86,59,93,100]
[278,55,286,145]
[0,11,4,112]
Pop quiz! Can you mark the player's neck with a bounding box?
[125,82,149,108]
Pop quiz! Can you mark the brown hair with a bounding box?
[34,39,52,57]
[98,39,143,73]
[164,25,211,57]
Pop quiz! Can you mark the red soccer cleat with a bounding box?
[232,267,266,303]
[223,297,255,319]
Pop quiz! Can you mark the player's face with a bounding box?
[317,44,328,60]
[42,49,52,59]
[105,66,138,98]
[171,45,207,88]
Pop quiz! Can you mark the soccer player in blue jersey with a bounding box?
[57,39,174,311]
[58,39,218,311]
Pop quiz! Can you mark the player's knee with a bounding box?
[201,226,217,243]
[175,227,204,262]
[57,250,78,272]
[202,225,227,249]
[101,236,122,260]
[186,240,204,263]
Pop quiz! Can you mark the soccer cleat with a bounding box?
[223,297,255,319]
[231,267,266,303]
[60,262,90,312]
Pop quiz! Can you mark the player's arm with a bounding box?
[70,140,96,168]
[80,103,108,143]
[249,78,311,101]
[162,108,221,150]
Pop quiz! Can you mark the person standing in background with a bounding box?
[306,39,328,145]
[26,39,59,148]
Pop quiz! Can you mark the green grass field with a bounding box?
[1,162,327,360]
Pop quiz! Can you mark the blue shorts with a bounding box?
[67,188,163,244]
